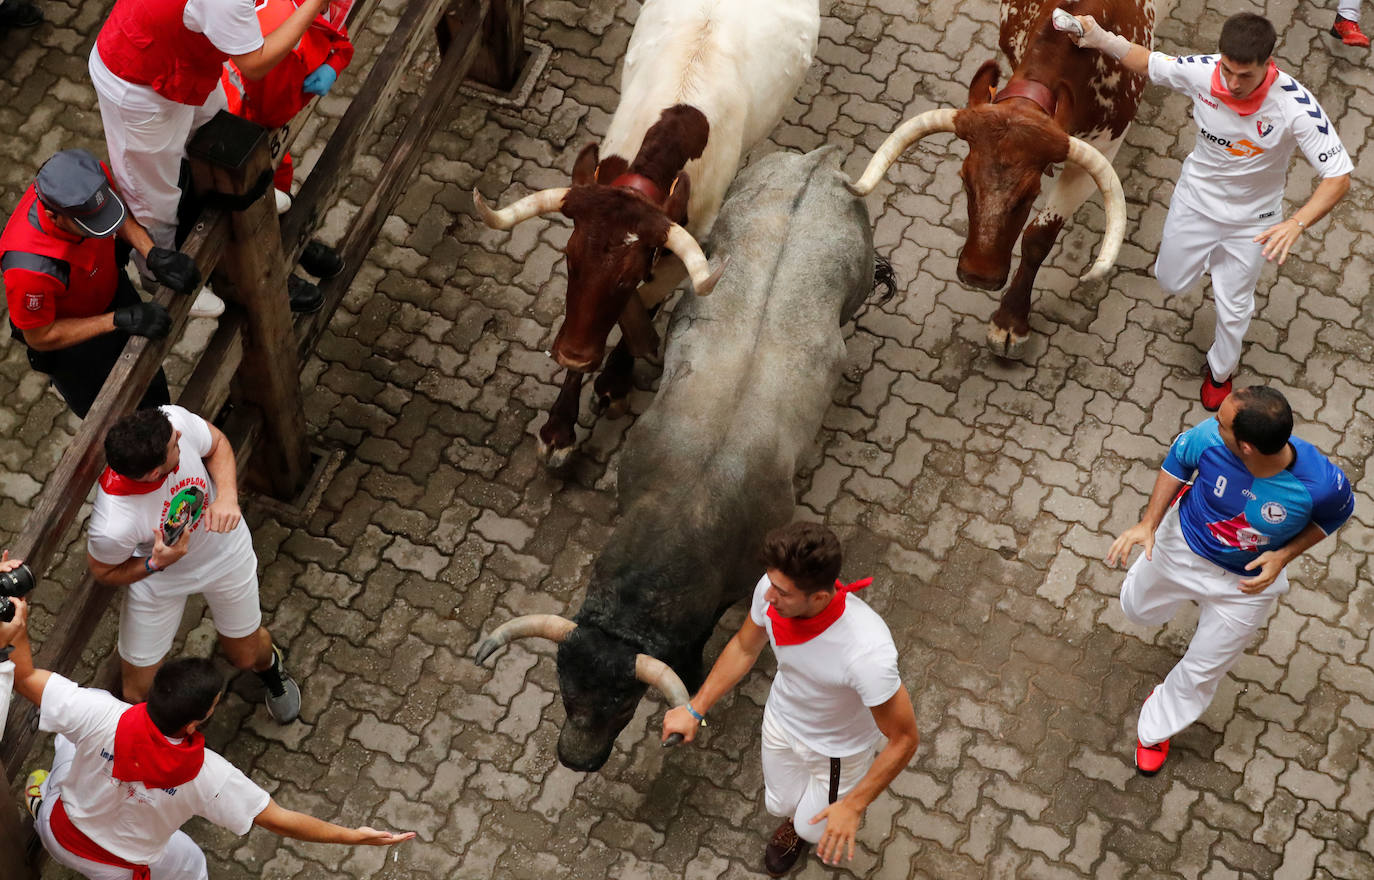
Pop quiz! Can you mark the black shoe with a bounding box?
[287,275,324,314]
[763,819,808,877]
[0,1,43,28]
[299,240,344,279]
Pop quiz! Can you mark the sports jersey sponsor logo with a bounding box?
[1256,117,1274,138]
[1196,92,1219,109]
[1260,501,1287,524]
[1319,144,1344,163]
[24,292,43,311]
[1199,127,1265,158]
[1207,512,1271,552]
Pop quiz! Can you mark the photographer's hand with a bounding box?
[0,549,23,573]
[149,527,191,572]
[0,596,27,651]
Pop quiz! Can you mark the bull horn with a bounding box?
[634,654,691,706]
[1064,137,1126,283]
[473,614,577,665]
[472,187,570,231]
[846,108,960,196]
[663,223,727,295]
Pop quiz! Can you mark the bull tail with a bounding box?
[872,254,897,305]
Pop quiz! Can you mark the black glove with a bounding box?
[146,247,201,295]
[113,302,172,339]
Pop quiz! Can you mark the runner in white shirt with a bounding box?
[1071,12,1352,412]
[4,600,413,880]
[87,405,299,721]
[661,523,919,878]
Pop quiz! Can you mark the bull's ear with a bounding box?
[968,60,1000,106]
[573,143,600,186]
[664,172,691,225]
[1052,83,1075,135]
[595,155,629,184]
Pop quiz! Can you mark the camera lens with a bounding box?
[0,596,13,624]
[0,563,35,599]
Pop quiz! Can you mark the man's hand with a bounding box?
[1071,14,1099,45]
[146,247,202,295]
[1240,550,1289,594]
[1254,219,1302,265]
[149,527,191,571]
[0,596,27,650]
[204,497,242,533]
[1107,521,1155,567]
[0,549,23,574]
[303,64,338,96]
[113,303,172,339]
[661,706,701,744]
[351,826,416,846]
[811,800,863,866]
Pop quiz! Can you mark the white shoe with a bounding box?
[189,289,225,319]
[274,189,292,215]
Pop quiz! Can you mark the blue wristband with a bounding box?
[144,557,159,573]
[686,703,706,726]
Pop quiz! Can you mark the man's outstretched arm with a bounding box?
[661,616,770,744]
[252,800,415,846]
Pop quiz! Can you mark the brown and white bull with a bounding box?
[848,0,1153,358]
[473,0,820,466]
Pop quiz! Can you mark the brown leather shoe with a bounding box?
[764,819,809,877]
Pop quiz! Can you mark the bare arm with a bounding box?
[1106,468,1185,567]
[661,616,770,743]
[232,0,330,81]
[22,315,117,351]
[252,800,415,845]
[6,600,53,707]
[1073,15,1150,75]
[810,686,920,865]
[88,525,191,586]
[1255,174,1350,264]
[117,211,155,259]
[202,421,242,533]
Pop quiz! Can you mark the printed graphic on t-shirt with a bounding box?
[162,480,208,544]
[1206,511,1268,552]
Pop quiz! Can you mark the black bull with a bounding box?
[474,147,885,771]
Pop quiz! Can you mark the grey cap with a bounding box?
[34,149,126,238]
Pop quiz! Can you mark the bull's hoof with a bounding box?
[986,323,1029,360]
[593,392,630,419]
[537,424,576,469]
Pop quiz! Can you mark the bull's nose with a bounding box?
[956,265,1007,292]
[557,748,611,772]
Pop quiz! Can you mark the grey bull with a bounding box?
[474,146,881,771]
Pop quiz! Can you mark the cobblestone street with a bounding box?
[4,0,1374,877]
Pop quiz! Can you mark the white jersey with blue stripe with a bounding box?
[1162,419,1354,576]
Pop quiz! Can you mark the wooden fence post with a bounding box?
[186,112,310,499]
[0,754,33,878]
[443,0,522,89]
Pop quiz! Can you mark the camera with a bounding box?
[0,563,35,624]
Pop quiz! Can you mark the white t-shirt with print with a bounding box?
[39,673,270,864]
[1147,52,1352,225]
[88,405,256,597]
[749,575,902,756]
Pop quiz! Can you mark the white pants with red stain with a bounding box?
[1153,199,1270,382]
[761,710,876,845]
[1120,507,1285,746]
[34,735,209,880]
[88,47,227,254]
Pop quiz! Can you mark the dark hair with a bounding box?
[1219,13,1276,65]
[104,408,173,478]
[760,522,843,594]
[1231,385,1292,455]
[146,658,224,736]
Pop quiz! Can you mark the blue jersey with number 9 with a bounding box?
[1161,419,1354,576]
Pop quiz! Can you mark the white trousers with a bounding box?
[35,736,209,880]
[761,710,876,845]
[1339,0,1360,21]
[1120,507,1285,745]
[88,47,227,252]
[1154,199,1269,381]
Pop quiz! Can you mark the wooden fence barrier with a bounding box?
[0,0,517,873]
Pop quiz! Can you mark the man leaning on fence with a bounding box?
[0,150,201,418]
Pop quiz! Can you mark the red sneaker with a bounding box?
[1333,17,1371,47]
[1136,738,1170,776]
[1200,366,1232,412]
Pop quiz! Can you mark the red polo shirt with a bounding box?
[0,184,120,330]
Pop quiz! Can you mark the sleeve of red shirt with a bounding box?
[324,27,354,74]
[3,267,62,330]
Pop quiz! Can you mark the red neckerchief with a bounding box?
[98,467,167,496]
[112,703,206,789]
[767,578,874,647]
[1210,61,1279,116]
[50,797,150,880]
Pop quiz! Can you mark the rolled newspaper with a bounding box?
[1052,8,1085,38]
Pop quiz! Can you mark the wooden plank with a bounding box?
[465,0,523,90]
[280,0,458,266]
[0,754,33,878]
[299,0,488,359]
[189,113,310,499]
[177,310,246,416]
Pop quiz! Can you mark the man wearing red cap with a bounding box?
[3,598,414,880]
[87,0,330,296]
[1071,11,1351,412]
[0,149,201,417]
[661,522,919,877]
